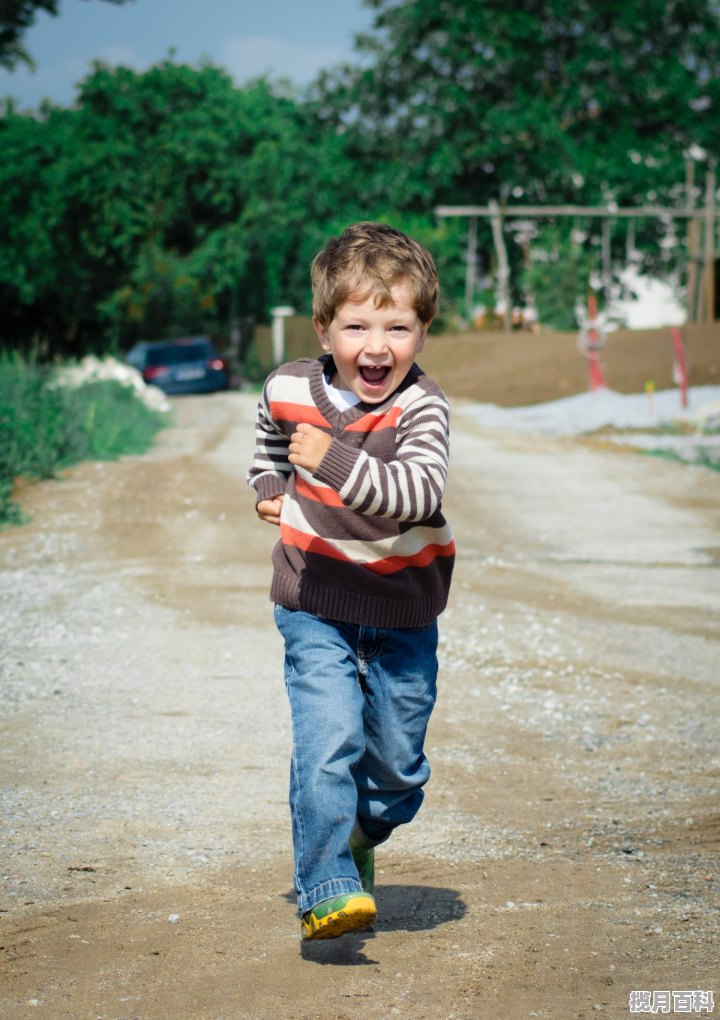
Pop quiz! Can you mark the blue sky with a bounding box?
[0,0,374,109]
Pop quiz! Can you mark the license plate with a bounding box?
[175,367,205,381]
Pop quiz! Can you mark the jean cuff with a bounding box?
[298,876,364,917]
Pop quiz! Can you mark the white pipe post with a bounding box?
[270,306,295,366]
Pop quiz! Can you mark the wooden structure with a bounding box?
[435,169,719,331]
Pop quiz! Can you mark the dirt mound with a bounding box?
[420,323,720,406]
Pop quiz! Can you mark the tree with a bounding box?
[0,0,133,70]
[314,0,720,209]
[0,62,367,353]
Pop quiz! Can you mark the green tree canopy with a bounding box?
[314,0,720,209]
[3,0,719,353]
[0,62,369,352]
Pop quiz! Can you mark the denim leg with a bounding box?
[354,621,438,844]
[274,605,365,915]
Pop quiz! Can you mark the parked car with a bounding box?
[126,337,231,395]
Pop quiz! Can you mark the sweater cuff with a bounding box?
[314,437,362,491]
[251,474,288,506]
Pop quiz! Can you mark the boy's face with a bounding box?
[313,279,429,404]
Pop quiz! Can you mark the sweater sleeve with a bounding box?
[313,393,450,522]
[246,379,292,505]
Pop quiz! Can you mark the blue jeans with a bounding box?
[274,605,439,915]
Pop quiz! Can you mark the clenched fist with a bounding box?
[288,423,332,474]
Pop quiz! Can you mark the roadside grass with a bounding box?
[639,422,720,472]
[0,353,168,525]
[643,446,720,471]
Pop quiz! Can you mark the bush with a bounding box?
[0,353,167,524]
[523,228,595,331]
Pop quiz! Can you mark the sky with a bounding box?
[0,0,374,109]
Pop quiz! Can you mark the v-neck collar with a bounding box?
[309,355,422,429]
[309,355,373,428]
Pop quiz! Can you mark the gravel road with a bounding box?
[1,391,718,1020]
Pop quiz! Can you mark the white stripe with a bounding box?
[268,374,313,405]
[284,499,453,563]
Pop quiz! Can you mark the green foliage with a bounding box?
[1,1,719,355]
[0,1,60,69]
[0,352,167,524]
[0,64,318,352]
[643,445,720,472]
[0,1,132,70]
[317,0,720,209]
[523,227,595,330]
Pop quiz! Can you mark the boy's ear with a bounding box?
[313,316,331,351]
[415,321,431,352]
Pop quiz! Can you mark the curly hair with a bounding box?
[311,222,439,327]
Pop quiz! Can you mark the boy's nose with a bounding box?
[364,330,389,354]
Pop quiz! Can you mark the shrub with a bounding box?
[523,228,595,331]
[0,353,167,524]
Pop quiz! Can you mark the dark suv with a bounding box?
[126,337,230,395]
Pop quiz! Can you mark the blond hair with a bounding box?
[311,222,439,327]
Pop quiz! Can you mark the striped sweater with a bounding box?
[247,355,455,628]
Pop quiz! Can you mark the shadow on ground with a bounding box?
[298,884,467,965]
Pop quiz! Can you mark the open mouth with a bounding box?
[359,365,391,387]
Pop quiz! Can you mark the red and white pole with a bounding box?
[586,293,608,391]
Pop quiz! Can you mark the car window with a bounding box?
[126,349,145,368]
[145,342,213,366]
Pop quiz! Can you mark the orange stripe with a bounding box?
[345,406,403,432]
[363,541,456,575]
[280,525,348,562]
[280,525,455,576]
[295,475,345,508]
[269,401,330,428]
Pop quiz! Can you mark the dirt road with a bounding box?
[1,391,718,1020]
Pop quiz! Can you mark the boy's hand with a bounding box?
[256,495,284,526]
[289,423,332,474]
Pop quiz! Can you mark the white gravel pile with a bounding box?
[457,385,720,436]
[456,385,720,463]
[51,354,171,413]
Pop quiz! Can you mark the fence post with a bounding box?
[489,200,511,332]
[704,166,716,324]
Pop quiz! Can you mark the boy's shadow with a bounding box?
[286,885,467,966]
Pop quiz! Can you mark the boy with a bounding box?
[247,222,455,940]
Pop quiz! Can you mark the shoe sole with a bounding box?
[301,896,377,941]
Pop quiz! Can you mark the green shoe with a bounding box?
[300,892,376,941]
[349,836,375,894]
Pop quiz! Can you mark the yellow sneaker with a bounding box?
[300,892,376,941]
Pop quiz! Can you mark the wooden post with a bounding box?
[601,217,612,306]
[685,159,699,323]
[704,166,716,324]
[489,199,511,332]
[465,215,478,322]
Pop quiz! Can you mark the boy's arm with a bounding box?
[292,394,450,523]
[246,384,292,506]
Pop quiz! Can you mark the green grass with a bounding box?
[643,447,720,472]
[0,353,168,525]
[639,420,720,472]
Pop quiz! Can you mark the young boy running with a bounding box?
[247,222,455,940]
